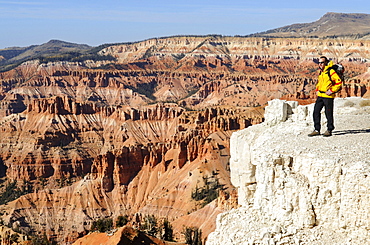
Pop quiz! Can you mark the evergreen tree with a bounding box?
[160,219,174,241]
[183,226,202,245]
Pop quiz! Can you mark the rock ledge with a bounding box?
[207,97,370,245]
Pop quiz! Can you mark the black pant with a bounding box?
[313,97,335,132]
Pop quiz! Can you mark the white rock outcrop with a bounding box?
[207,98,370,245]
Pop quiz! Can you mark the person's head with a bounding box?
[318,56,328,71]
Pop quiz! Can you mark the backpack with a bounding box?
[327,64,345,92]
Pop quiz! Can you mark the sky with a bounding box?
[0,0,369,49]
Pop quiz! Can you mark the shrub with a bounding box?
[30,232,57,245]
[0,180,33,205]
[116,215,129,228]
[91,218,113,232]
[191,175,222,206]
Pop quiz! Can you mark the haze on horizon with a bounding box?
[0,0,368,49]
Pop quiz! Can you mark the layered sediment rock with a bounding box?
[207,98,370,244]
[0,93,259,243]
[1,36,370,244]
[0,95,262,181]
[1,36,370,117]
[0,225,27,245]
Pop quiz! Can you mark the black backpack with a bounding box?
[327,64,345,92]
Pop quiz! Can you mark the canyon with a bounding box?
[0,33,370,244]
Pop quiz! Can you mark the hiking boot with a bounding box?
[323,130,332,137]
[308,130,320,137]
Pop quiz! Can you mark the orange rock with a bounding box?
[1,36,370,244]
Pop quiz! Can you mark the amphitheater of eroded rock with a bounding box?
[0,35,370,244]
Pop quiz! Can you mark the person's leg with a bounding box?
[323,98,335,131]
[313,97,324,132]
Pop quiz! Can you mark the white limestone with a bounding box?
[207,97,370,245]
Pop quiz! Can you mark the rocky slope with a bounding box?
[72,226,180,245]
[1,33,370,244]
[0,92,253,243]
[255,12,370,38]
[207,98,370,244]
[0,225,28,244]
[1,36,370,116]
[0,40,93,72]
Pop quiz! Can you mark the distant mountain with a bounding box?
[1,12,370,72]
[15,39,90,58]
[1,40,91,61]
[0,40,93,71]
[251,12,370,38]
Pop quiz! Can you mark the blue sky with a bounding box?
[0,0,368,49]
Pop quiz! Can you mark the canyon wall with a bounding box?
[207,98,370,244]
[0,94,255,243]
[2,36,370,118]
[1,36,370,244]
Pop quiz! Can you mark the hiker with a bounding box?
[308,56,343,137]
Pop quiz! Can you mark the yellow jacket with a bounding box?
[316,60,342,98]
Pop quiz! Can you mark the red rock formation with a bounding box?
[0,92,262,243]
[72,226,176,245]
[1,36,370,244]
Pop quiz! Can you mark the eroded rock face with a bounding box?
[1,36,370,244]
[207,98,370,244]
[0,225,27,244]
[0,95,261,181]
[0,93,258,243]
[1,36,370,117]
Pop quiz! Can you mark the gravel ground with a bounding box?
[262,97,370,164]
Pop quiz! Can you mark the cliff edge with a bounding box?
[207,97,370,244]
